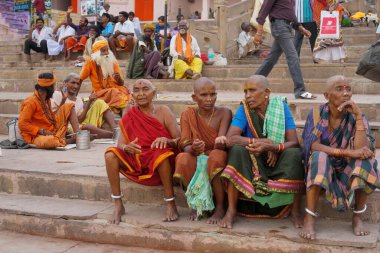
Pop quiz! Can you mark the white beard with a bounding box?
[91,50,117,79]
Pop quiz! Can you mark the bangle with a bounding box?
[356,128,365,131]
[356,118,363,121]
[277,143,285,153]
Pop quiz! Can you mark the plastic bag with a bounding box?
[319,11,340,39]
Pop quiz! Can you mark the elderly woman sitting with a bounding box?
[300,75,380,240]
[218,75,305,229]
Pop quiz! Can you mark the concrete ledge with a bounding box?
[0,197,378,252]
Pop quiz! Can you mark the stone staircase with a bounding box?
[0,26,380,252]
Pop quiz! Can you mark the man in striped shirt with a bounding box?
[294,0,318,58]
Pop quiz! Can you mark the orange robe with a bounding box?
[79,58,130,113]
[106,106,176,186]
[18,91,75,149]
[66,35,87,52]
[174,107,227,188]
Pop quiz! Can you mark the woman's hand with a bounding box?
[123,137,142,154]
[214,136,227,149]
[346,147,374,160]
[151,137,169,149]
[190,139,205,155]
[338,100,362,118]
[246,139,274,156]
[267,151,278,167]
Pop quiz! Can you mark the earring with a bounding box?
[265,96,268,99]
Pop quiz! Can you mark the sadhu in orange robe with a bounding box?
[174,107,227,188]
[105,106,176,186]
[18,91,75,149]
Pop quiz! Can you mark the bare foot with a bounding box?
[299,215,316,240]
[188,209,198,221]
[144,74,154,79]
[290,209,303,228]
[218,209,236,229]
[192,72,202,80]
[109,200,125,225]
[160,71,169,79]
[162,201,179,222]
[207,206,224,225]
[352,214,370,236]
[48,56,54,61]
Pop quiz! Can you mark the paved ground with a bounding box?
[0,229,191,253]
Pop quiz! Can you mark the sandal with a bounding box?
[296,92,317,99]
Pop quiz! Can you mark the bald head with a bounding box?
[193,77,215,93]
[325,75,347,92]
[244,75,269,90]
[133,79,156,90]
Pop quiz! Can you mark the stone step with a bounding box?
[1,91,379,120]
[1,77,378,95]
[1,141,380,220]
[0,193,378,252]
[0,62,368,80]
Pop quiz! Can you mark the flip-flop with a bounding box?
[0,139,18,149]
[296,92,317,99]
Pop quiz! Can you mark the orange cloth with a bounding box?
[117,36,135,52]
[92,39,108,53]
[80,58,130,111]
[175,33,194,64]
[314,0,328,25]
[37,77,56,87]
[106,106,176,186]
[174,107,227,188]
[18,91,75,148]
[66,36,87,51]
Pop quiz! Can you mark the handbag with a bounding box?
[356,40,380,82]
[319,11,340,39]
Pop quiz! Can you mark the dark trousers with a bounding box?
[294,21,318,56]
[24,39,48,55]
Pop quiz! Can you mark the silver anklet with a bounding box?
[111,193,124,199]
[164,196,176,202]
[305,208,319,217]
[353,204,367,214]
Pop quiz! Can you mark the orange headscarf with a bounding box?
[175,33,193,64]
[37,77,56,87]
[92,39,108,53]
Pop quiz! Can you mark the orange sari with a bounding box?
[174,107,227,188]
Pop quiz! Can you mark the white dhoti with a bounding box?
[47,39,64,56]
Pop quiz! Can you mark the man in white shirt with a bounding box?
[237,22,256,59]
[109,11,135,59]
[24,18,53,61]
[170,20,202,80]
[47,19,76,59]
[128,11,142,38]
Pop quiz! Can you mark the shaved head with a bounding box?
[193,77,215,93]
[244,75,269,90]
[133,79,156,90]
[325,75,348,92]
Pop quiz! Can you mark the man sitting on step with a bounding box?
[109,11,135,59]
[170,20,202,80]
[51,73,117,139]
[174,77,232,223]
[80,39,130,115]
[105,79,181,224]
[47,19,76,61]
[18,73,80,149]
[24,18,53,62]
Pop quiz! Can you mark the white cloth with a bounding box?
[132,17,142,38]
[169,34,201,59]
[237,31,255,58]
[32,26,53,46]
[99,9,109,17]
[51,91,84,116]
[47,25,75,55]
[313,46,346,63]
[113,20,136,39]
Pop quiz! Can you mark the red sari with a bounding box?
[106,106,175,186]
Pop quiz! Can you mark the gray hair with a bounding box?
[178,20,189,28]
[246,75,269,89]
[63,73,80,83]
[325,75,347,92]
